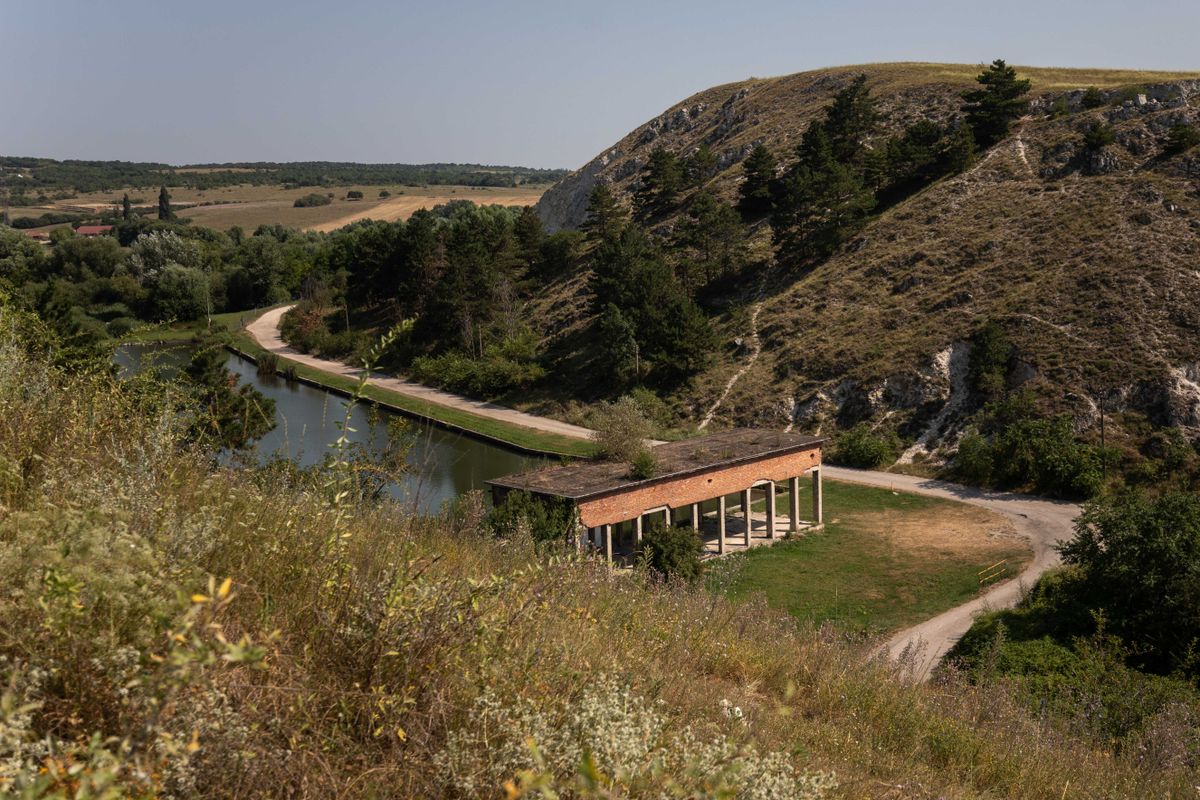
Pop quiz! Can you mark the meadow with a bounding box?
[720,478,1030,633]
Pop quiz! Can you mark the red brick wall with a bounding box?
[577,446,821,527]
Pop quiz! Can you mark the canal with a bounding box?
[115,343,542,512]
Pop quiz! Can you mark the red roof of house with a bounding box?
[75,225,113,236]
[25,230,50,240]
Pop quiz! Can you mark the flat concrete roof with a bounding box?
[487,428,824,501]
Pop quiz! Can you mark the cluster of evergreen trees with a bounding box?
[737,61,1029,267]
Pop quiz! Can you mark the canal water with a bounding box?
[114,343,541,512]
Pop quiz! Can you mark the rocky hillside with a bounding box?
[534,63,1200,458]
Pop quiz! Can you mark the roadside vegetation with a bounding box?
[4,300,1200,798]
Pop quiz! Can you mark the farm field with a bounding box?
[13,182,549,233]
[716,478,1032,634]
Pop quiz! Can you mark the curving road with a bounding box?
[245,307,1080,679]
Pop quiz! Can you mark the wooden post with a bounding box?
[766,482,776,540]
[718,496,726,555]
[741,487,752,546]
[789,475,800,531]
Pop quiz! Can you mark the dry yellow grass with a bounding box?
[21,183,548,233]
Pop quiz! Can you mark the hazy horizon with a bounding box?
[4,0,1198,170]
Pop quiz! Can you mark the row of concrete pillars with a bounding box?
[585,468,823,564]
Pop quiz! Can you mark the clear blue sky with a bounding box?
[3,0,1197,169]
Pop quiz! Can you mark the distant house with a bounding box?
[75,225,113,237]
[25,230,51,243]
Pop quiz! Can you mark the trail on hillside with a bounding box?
[698,267,771,429]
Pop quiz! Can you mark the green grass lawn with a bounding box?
[718,479,1029,635]
[122,307,281,342]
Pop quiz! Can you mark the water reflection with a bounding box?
[115,343,541,512]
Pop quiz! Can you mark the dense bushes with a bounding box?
[830,423,900,468]
[292,192,332,207]
[486,490,575,543]
[952,395,1106,499]
[636,521,704,581]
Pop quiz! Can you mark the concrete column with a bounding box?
[741,487,753,546]
[812,467,823,525]
[766,482,776,540]
[717,496,727,555]
[789,476,800,532]
[690,502,700,531]
[666,507,674,526]
[604,524,613,564]
[635,515,643,545]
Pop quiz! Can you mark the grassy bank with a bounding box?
[227,327,596,459]
[122,306,281,343]
[722,478,1031,633]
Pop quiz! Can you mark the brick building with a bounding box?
[488,428,825,564]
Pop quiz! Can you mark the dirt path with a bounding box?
[246,308,1079,678]
[245,306,595,441]
[699,268,772,429]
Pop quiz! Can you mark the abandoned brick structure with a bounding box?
[488,429,825,563]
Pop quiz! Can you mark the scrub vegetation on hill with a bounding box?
[2,302,1200,798]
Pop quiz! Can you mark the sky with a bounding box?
[3,0,1198,169]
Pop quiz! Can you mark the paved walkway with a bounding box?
[246,306,596,441]
[246,307,1080,679]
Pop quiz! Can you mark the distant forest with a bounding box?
[0,157,569,195]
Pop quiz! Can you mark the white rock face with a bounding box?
[536,148,620,233]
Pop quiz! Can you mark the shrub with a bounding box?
[292,193,331,208]
[953,429,994,484]
[487,490,575,544]
[257,351,279,377]
[831,424,900,469]
[636,521,704,581]
[628,447,657,480]
[1082,121,1116,150]
[1080,86,1106,109]
[378,189,391,198]
[1165,123,1200,155]
[346,190,364,200]
[589,397,653,461]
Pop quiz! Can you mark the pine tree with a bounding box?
[580,183,627,243]
[633,147,683,220]
[676,191,745,290]
[822,74,879,164]
[685,143,717,186]
[596,303,639,384]
[121,193,132,221]
[771,123,875,264]
[513,206,544,268]
[157,186,175,221]
[940,121,978,174]
[737,143,777,216]
[962,59,1031,148]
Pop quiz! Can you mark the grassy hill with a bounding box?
[532,63,1200,462]
[1,297,1194,796]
